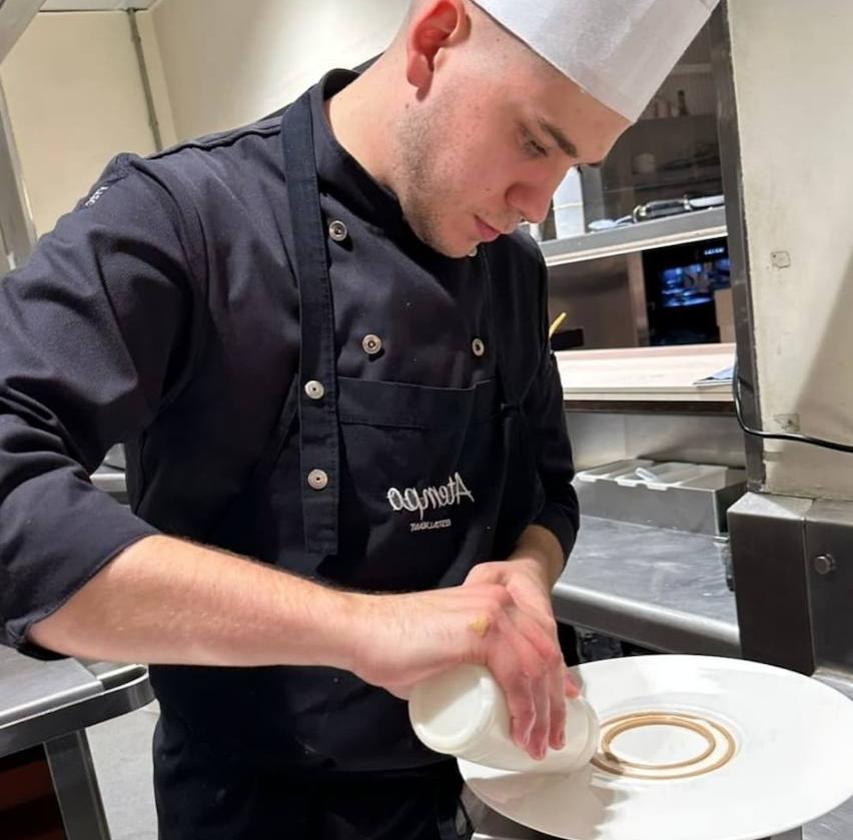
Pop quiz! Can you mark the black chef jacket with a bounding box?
[0,68,576,655]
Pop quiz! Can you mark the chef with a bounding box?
[0,0,718,837]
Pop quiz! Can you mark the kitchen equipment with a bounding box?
[633,194,725,223]
[586,198,724,231]
[574,458,746,535]
[642,235,731,346]
[410,665,599,774]
[461,654,853,840]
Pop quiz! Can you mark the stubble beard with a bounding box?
[393,108,466,258]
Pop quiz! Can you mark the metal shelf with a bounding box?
[540,206,727,267]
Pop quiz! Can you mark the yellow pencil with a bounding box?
[548,311,567,339]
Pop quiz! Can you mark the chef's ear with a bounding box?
[405,0,469,90]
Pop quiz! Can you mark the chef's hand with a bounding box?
[347,581,561,760]
[346,528,576,762]
[463,553,579,759]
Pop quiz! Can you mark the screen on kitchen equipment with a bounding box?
[643,238,731,345]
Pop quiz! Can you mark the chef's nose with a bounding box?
[506,182,554,227]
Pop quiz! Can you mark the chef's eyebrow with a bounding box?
[537,118,578,159]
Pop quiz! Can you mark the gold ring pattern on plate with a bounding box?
[602,716,716,770]
[591,711,737,780]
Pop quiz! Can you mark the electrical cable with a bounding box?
[732,359,853,454]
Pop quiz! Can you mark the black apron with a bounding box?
[150,90,542,840]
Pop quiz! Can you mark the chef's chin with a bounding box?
[429,235,479,260]
[404,212,471,259]
[435,238,480,260]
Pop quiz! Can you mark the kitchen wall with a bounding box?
[144,0,409,142]
[0,11,157,236]
[0,1,410,235]
[726,0,853,499]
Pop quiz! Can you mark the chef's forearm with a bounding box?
[26,534,358,669]
[511,524,566,588]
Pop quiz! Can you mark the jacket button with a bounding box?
[472,338,486,357]
[362,334,383,356]
[328,220,348,242]
[307,469,329,490]
[304,380,325,400]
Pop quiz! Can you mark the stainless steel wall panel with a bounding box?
[803,501,853,673]
[727,492,815,674]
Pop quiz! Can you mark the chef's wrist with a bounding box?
[321,588,371,673]
[499,556,553,598]
[509,525,565,588]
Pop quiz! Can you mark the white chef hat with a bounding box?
[471,0,720,122]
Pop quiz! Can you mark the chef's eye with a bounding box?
[525,139,548,158]
[519,126,548,159]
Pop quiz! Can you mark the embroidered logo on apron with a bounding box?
[386,472,476,532]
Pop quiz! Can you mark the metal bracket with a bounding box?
[45,730,111,840]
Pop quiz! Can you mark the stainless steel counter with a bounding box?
[0,646,153,838]
[91,464,128,501]
[553,514,740,656]
[0,646,102,734]
[0,648,152,758]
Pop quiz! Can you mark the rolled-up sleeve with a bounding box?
[524,258,579,562]
[0,155,199,657]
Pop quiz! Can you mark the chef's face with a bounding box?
[392,1,630,258]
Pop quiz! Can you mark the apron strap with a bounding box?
[478,247,516,409]
[281,92,341,558]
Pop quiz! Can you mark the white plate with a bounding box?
[460,655,853,840]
